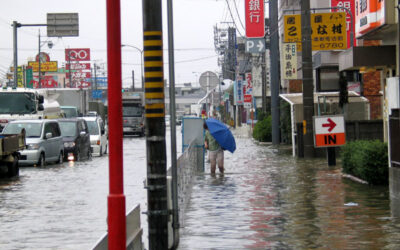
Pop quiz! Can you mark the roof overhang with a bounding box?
[313,51,341,69]
[338,45,396,71]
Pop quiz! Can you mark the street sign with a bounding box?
[199,71,218,91]
[284,12,347,51]
[245,38,265,53]
[314,115,346,147]
[245,0,265,38]
[47,13,79,37]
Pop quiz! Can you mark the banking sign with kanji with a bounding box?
[314,115,346,148]
[245,0,265,38]
[284,12,347,51]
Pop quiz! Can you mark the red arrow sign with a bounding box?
[322,118,336,132]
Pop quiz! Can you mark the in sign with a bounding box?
[314,115,346,147]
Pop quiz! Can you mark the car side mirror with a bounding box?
[38,104,44,111]
[45,132,53,139]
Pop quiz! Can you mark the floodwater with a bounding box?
[178,129,400,249]
[0,128,181,250]
[0,136,149,250]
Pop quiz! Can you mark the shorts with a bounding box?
[209,149,224,168]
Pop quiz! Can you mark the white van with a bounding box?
[2,119,64,166]
[82,116,108,156]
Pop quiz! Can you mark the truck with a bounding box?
[0,131,26,178]
[43,88,90,117]
[122,91,145,137]
[0,88,63,131]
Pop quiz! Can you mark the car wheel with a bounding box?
[56,151,63,164]
[7,154,19,178]
[38,153,46,167]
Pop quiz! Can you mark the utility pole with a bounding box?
[132,70,135,91]
[269,0,280,145]
[12,21,19,88]
[142,0,168,249]
[301,0,315,157]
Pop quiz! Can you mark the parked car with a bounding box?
[82,116,108,156]
[2,119,64,167]
[58,118,91,161]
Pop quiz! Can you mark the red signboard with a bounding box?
[66,63,91,70]
[65,48,91,61]
[244,94,252,103]
[66,71,92,79]
[245,0,265,38]
[331,0,356,48]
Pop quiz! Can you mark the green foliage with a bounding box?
[341,140,388,185]
[253,115,272,142]
[256,109,268,121]
[280,100,292,144]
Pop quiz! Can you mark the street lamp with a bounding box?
[121,44,144,90]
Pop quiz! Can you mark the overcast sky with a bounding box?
[0,0,249,88]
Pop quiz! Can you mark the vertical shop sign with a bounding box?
[331,0,356,48]
[245,0,265,38]
[282,43,297,80]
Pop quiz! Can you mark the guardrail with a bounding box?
[92,205,143,250]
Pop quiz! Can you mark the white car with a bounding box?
[82,116,108,156]
[2,119,64,166]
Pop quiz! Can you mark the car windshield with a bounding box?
[86,120,99,135]
[59,122,77,137]
[122,104,142,117]
[61,107,78,118]
[2,122,42,138]
[0,92,36,114]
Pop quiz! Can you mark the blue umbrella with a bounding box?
[205,118,236,153]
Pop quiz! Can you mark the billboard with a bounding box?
[284,12,347,51]
[245,0,265,38]
[331,0,356,48]
[28,61,58,72]
[65,48,90,61]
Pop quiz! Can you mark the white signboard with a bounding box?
[282,43,297,79]
[314,115,346,147]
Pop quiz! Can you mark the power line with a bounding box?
[232,0,245,30]
[225,0,244,36]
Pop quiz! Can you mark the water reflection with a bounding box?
[179,135,400,249]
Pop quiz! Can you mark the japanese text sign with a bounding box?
[331,0,356,48]
[234,77,244,105]
[282,43,297,80]
[245,0,265,38]
[314,115,346,147]
[355,0,386,38]
[244,73,253,94]
[284,12,347,51]
[28,61,58,72]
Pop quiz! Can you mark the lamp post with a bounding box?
[121,44,144,90]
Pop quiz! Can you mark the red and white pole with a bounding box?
[106,0,126,249]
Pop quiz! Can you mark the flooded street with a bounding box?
[0,128,181,250]
[179,129,400,249]
[1,125,400,249]
[0,136,148,249]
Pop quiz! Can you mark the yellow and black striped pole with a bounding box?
[142,0,168,249]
